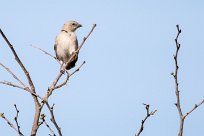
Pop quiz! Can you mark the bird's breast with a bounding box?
[57,32,78,54]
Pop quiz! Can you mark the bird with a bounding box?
[54,20,82,70]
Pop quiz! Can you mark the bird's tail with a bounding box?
[65,54,78,70]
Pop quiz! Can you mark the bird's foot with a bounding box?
[71,51,78,60]
[60,63,66,74]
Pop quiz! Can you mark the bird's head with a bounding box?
[61,20,82,32]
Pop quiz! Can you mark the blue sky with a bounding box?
[0,0,204,136]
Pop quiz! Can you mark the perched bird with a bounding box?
[54,20,82,70]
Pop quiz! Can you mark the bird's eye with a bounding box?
[72,23,75,26]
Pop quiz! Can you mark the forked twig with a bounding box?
[0,112,24,136]
[54,61,86,90]
[0,23,96,136]
[69,61,86,77]
[0,63,27,87]
[0,81,26,91]
[40,113,56,136]
[135,104,157,136]
[45,103,61,136]
[14,104,24,136]
[0,29,40,103]
[172,25,204,136]
[0,81,43,100]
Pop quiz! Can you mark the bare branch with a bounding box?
[45,103,62,136]
[0,63,27,88]
[69,61,86,77]
[172,25,184,136]
[40,113,56,136]
[0,29,40,103]
[0,81,43,101]
[29,45,58,62]
[77,24,97,52]
[0,29,41,136]
[14,104,24,136]
[0,81,26,90]
[173,24,183,116]
[172,25,204,136]
[54,61,86,90]
[53,72,69,90]
[184,99,204,118]
[0,24,96,136]
[135,104,157,136]
[0,113,23,136]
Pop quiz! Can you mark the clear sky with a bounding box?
[0,0,204,136]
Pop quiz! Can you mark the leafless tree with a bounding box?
[134,25,204,136]
[0,24,96,136]
[1,23,204,136]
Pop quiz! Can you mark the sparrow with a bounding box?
[54,20,82,70]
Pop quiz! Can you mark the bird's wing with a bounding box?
[54,36,58,59]
[54,43,57,51]
[75,38,79,50]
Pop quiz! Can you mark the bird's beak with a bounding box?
[78,24,82,28]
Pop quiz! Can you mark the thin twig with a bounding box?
[14,104,24,136]
[54,61,86,90]
[29,45,58,61]
[43,72,64,102]
[0,81,43,100]
[53,72,69,90]
[40,113,56,136]
[45,103,61,136]
[69,61,86,77]
[0,28,41,136]
[0,81,26,91]
[77,24,97,52]
[0,63,27,88]
[0,113,19,135]
[172,25,184,136]
[172,25,204,136]
[184,99,204,118]
[44,120,56,136]
[0,63,42,100]
[0,29,40,105]
[135,104,157,136]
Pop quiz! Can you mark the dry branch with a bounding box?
[135,104,157,136]
[0,63,26,87]
[0,81,26,91]
[30,45,57,61]
[0,81,43,102]
[172,25,204,136]
[40,113,56,136]
[0,28,41,136]
[0,23,96,136]
[45,103,61,136]
[0,29,40,105]
[54,61,86,90]
[0,113,18,134]
[184,99,204,118]
[14,104,24,136]
[0,112,24,136]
